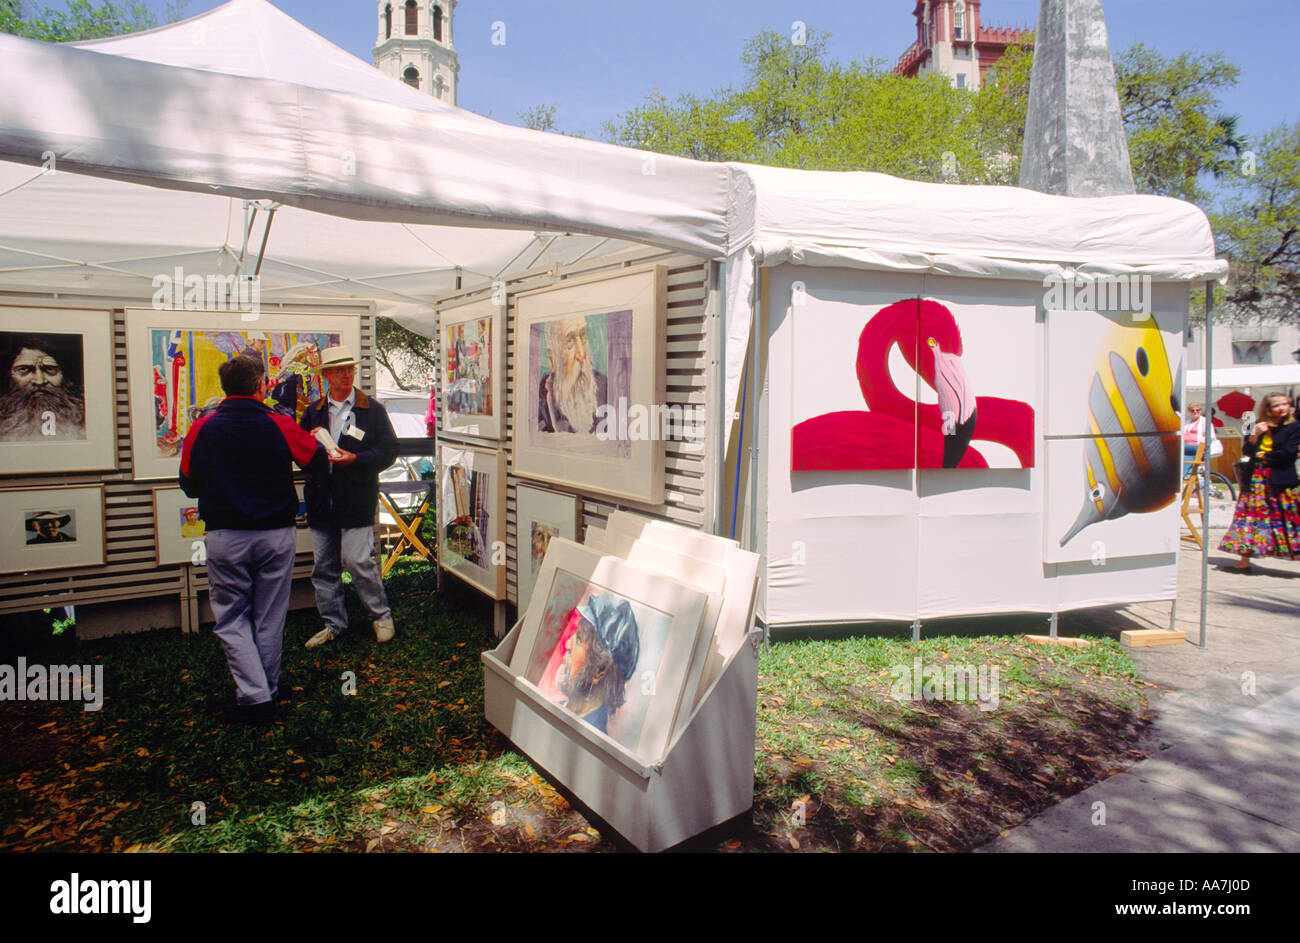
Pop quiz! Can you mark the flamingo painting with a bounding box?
[792,298,1036,471]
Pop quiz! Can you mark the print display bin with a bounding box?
[481,619,762,853]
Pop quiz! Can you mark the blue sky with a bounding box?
[174,0,1297,141]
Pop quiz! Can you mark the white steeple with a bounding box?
[373,0,459,104]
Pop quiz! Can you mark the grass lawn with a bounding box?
[0,561,1155,853]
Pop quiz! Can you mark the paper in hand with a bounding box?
[314,427,343,459]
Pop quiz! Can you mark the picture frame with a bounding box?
[124,309,361,480]
[508,538,709,763]
[438,298,505,441]
[438,442,506,599]
[154,483,313,566]
[512,265,667,505]
[514,484,581,612]
[0,485,105,574]
[0,307,116,475]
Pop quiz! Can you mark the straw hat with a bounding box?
[316,345,360,373]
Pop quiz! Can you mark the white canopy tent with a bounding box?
[0,0,1235,628]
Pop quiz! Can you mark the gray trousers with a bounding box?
[206,527,296,706]
[309,526,391,636]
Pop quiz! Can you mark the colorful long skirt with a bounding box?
[1218,466,1300,560]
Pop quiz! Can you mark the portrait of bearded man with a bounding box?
[0,333,87,442]
[537,315,609,434]
[553,593,641,736]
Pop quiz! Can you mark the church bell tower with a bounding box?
[373,0,459,104]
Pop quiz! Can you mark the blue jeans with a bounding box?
[206,527,296,705]
[309,526,391,636]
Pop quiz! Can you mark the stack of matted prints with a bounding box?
[504,512,761,765]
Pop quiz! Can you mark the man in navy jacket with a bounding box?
[179,355,327,723]
[299,346,399,647]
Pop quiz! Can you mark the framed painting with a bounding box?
[508,538,708,763]
[1044,434,1181,564]
[513,265,666,505]
[0,307,116,475]
[439,298,504,441]
[1045,308,1183,438]
[0,485,105,574]
[791,296,1036,471]
[124,309,360,480]
[155,483,313,565]
[514,484,580,612]
[438,442,506,599]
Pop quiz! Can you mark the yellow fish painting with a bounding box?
[1060,314,1181,546]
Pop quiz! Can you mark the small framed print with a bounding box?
[0,485,105,574]
[438,442,506,599]
[514,484,580,612]
[439,299,504,441]
[155,483,314,566]
[0,307,116,475]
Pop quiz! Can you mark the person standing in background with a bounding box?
[1219,393,1300,572]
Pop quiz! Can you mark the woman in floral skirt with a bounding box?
[1219,393,1300,572]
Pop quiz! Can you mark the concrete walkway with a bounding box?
[982,528,1300,852]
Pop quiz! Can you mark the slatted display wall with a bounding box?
[433,249,716,611]
[0,299,375,632]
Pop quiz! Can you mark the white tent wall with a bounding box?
[755,264,1190,627]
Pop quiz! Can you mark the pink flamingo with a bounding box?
[792,299,1035,470]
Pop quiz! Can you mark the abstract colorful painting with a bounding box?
[147,328,337,457]
[439,300,504,440]
[792,298,1037,470]
[126,310,360,480]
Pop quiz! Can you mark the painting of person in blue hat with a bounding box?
[554,592,641,735]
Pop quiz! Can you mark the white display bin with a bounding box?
[482,618,762,853]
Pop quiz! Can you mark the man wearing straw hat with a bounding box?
[300,346,399,647]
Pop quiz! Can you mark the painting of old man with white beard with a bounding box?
[536,315,608,435]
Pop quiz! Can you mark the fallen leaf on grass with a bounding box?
[789,836,800,850]
[421,806,442,815]
[380,824,396,835]
[524,823,535,839]
[365,838,380,853]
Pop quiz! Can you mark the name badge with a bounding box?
[345,424,364,441]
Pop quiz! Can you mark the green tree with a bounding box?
[605,28,1025,185]
[374,317,436,392]
[1,0,182,41]
[1211,123,1300,323]
[1115,43,1244,203]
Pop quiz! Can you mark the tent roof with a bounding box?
[70,0,454,113]
[1187,365,1300,389]
[0,0,1228,351]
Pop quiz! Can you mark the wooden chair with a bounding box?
[378,480,435,576]
[1180,442,1206,548]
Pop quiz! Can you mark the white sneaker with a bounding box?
[373,617,395,643]
[305,628,336,649]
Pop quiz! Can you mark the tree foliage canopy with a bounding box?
[0,0,173,42]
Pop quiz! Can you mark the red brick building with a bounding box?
[895,0,1031,90]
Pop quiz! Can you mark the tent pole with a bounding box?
[1199,280,1214,650]
[709,259,725,537]
[748,259,761,554]
[237,201,257,278]
[252,204,278,276]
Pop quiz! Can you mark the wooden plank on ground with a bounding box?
[1120,629,1188,648]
